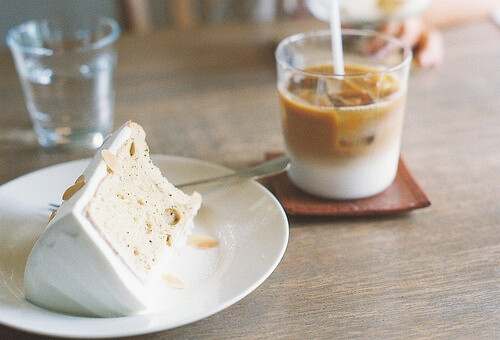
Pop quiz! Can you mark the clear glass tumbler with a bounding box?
[276,29,412,199]
[7,18,120,150]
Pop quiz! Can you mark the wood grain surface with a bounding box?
[0,18,498,339]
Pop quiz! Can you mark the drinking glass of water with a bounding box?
[6,18,120,150]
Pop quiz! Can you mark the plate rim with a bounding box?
[0,155,289,338]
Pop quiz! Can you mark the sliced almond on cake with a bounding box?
[130,141,136,156]
[62,181,85,200]
[101,149,123,176]
[47,210,57,224]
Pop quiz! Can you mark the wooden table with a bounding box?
[0,18,498,339]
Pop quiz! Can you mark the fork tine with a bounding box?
[49,203,60,209]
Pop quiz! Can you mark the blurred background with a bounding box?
[0,0,312,47]
[2,0,497,47]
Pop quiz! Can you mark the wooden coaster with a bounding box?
[266,153,430,216]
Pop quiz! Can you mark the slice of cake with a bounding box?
[24,121,202,317]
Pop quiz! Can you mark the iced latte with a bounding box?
[276,30,412,199]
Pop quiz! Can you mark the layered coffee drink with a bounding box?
[276,30,411,199]
[279,64,406,199]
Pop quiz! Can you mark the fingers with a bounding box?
[397,17,425,50]
[416,29,444,68]
[395,17,444,68]
[363,17,443,69]
[363,21,401,54]
[380,20,402,36]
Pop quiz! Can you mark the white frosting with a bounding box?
[24,123,182,317]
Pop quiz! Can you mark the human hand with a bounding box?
[377,17,443,68]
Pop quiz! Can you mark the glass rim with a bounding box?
[275,28,412,79]
[6,17,120,56]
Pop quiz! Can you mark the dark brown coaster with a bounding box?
[266,152,430,216]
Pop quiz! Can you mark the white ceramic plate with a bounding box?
[0,155,289,338]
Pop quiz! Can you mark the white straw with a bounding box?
[330,0,345,75]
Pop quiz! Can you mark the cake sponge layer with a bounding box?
[86,122,201,282]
